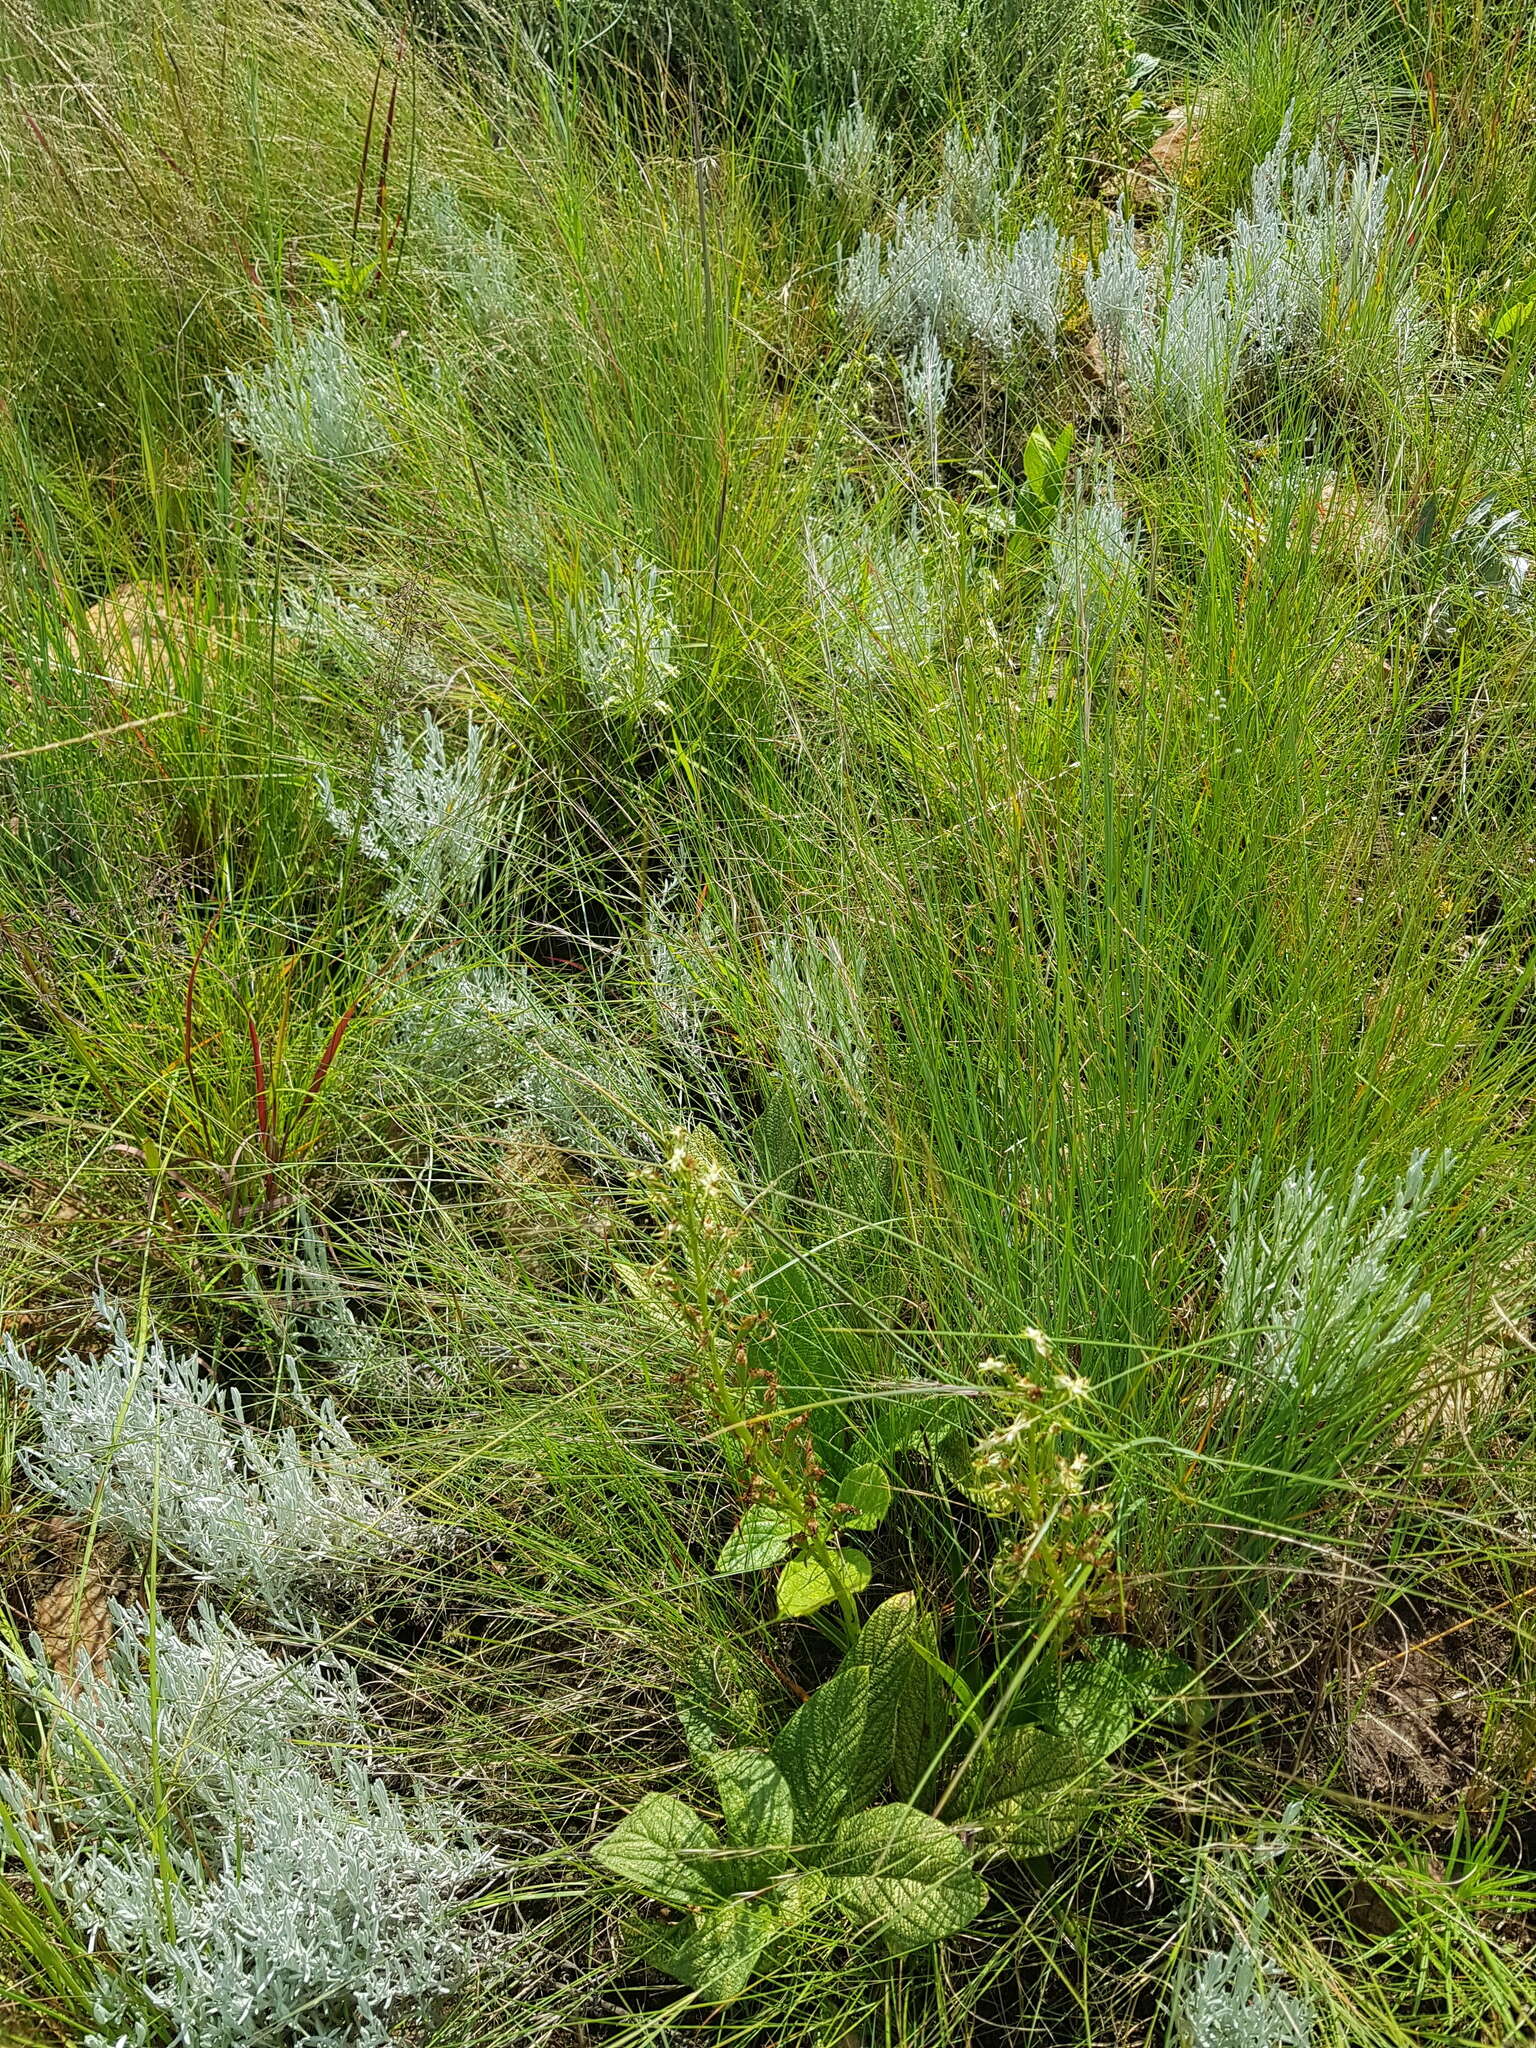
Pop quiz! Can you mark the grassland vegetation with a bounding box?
[0,0,1534,2042]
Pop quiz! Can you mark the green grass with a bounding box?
[0,0,1534,2041]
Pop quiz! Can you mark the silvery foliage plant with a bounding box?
[0,1605,489,2048]
[280,578,455,695]
[1176,1807,1312,2048]
[902,323,954,485]
[420,179,524,336]
[1087,113,1398,427]
[1038,472,1140,653]
[640,876,719,1077]
[806,510,943,681]
[1179,1940,1314,2048]
[1087,207,1245,422]
[317,710,499,920]
[0,1300,430,1619]
[1423,495,1535,643]
[840,122,1065,358]
[940,120,1017,238]
[1229,112,1392,361]
[572,555,678,720]
[292,1212,459,1397]
[766,930,872,1110]
[804,99,886,216]
[1220,1149,1450,1397]
[222,300,385,479]
[391,964,666,1161]
[842,202,1068,356]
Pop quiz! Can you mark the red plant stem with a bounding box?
[246,1016,278,1212]
[183,912,222,1155]
[281,1000,358,1152]
[375,26,404,232]
[350,51,385,257]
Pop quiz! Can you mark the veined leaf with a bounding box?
[955,1725,1091,1858]
[834,1461,892,1532]
[850,1593,941,1801]
[709,1749,796,1855]
[1053,1641,1197,1762]
[715,1503,797,1575]
[775,1546,871,1618]
[649,1898,782,2003]
[594,1793,730,1909]
[831,1803,987,1952]
[771,1661,886,1851]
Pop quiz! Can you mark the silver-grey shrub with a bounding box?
[1220,1150,1450,1398]
[806,509,943,681]
[1037,472,1140,652]
[766,929,872,1110]
[1176,1805,1313,2048]
[280,578,455,695]
[1088,116,1404,429]
[420,180,525,337]
[317,710,499,920]
[1229,115,1393,361]
[939,118,1015,237]
[1,1605,489,2048]
[1086,207,1244,423]
[0,1303,430,1619]
[391,963,667,1161]
[1178,1941,1313,2048]
[572,555,679,720]
[902,323,954,484]
[804,100,886,217]
[840,199,1067,355]
[222,301,385,479]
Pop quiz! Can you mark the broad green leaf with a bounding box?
[771,1662,886,1851]
[1022,425,1058,503]
[956,1725,1092,1858]
[1493,299,1536,341]
[649,1898,782,2002]
[594,1793,730,1908]
[834,1462,893,1532]
[775,1546,872,1618]
[612,1258,692,1337]
[850,1594,941,1801]
[831,1803,987,1953]
[777,1868,829,1927]
[675,1646,770,1766]
[716,1503,797,1575]
[851,1592,922,1671]
[709,1749,796,1854]
[1053,1641,1197,1762]
[932,1427,975,1486]
[835,1466,897,1531]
